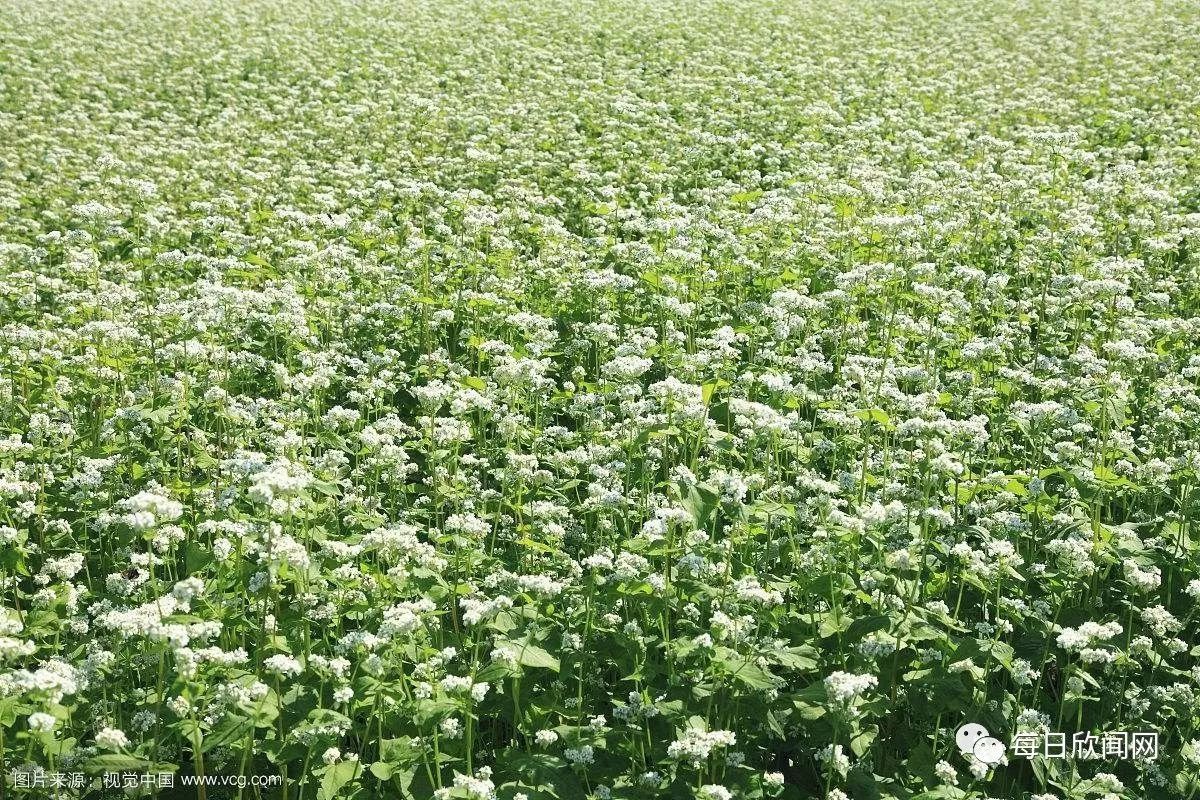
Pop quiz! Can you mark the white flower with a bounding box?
[1123,559,1161,592]
[0,637,36,660]
[434,769,495,800]
[28,712,57,733]
[167,696,191,718]
[263,654,303,677]
[1056,621,1122,652]
[817,743,850,776]
[564,745,594,766]
[667,729,736,766]
[824,671,878,703]
[95,726,130,751]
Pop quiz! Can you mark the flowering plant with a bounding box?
[2,1,1200,799]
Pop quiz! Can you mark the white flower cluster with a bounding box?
[1056,621,1123,664]
[824,671,878,704]
[667,728,737,766]
[1,1,1199,797]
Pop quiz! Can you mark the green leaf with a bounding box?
[845,614,891,644]
[850,723,879,757]
[185,541,214,574]
[818,608,852,638]
[853,408,893,429]
[715,648,779,690]
[312,479,342,497]
[42,737,77,758]
[379,737,426,767]
[702,379,729,405]
[682,482,720,528]
[202,714,252,753]
[318,760,360,800]
[515,642,560,672]
[640,271,663,289]
[414,698,459,726]
[773,645,819,671]
[909,788,968,800]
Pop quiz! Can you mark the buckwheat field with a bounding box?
[4,0,1200,798]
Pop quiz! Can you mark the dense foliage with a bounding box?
[3,0,1200,798]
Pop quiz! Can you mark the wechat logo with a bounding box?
[956,723,1006,765]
